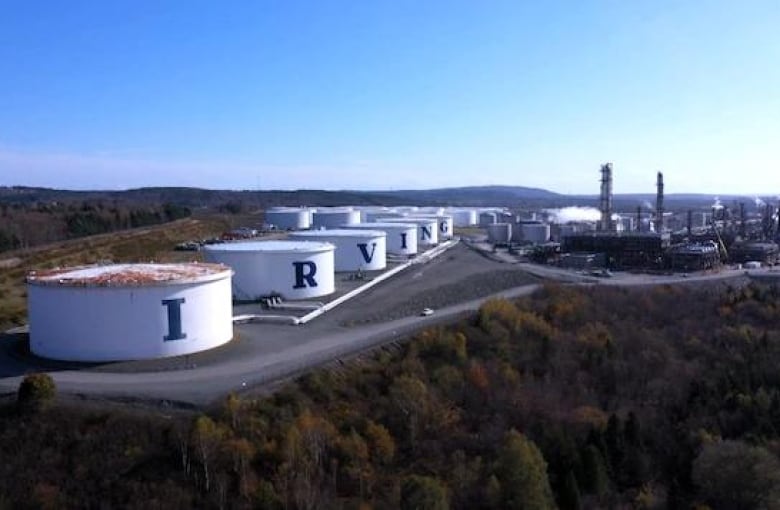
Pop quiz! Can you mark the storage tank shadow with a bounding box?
[289,229,387,271]
[26,263,234,362]
[203,240,336,301]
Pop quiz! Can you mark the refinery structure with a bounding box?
[16,163,780,365]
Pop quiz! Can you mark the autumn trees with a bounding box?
[4,282,780,508]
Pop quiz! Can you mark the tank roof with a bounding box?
[27,262,230,287]
[346,222,418,228]
[382,218,437,224]
[291,229,387,238]
[203,240,335,253]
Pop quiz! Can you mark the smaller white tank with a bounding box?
[487,223,512,244]
[312,208,361,228]
[265,207,311,230]
[203,240,336,300]
[479,212,497,226]
[522,223,550,244]
[341,222,418,256]
[448,209,478,227]
[289,229,387,271]
[367,211,405,222]
[380,217,439,246]
[411,215,454,240]
[355,207,392,223]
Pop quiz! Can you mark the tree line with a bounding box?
[3,282,780,508]
[0,200,191,252]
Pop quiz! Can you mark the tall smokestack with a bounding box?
[656,171,664,233]
[599,163,613,232]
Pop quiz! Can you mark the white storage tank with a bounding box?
[355,207,392,223]
[203,240,335,301]
[289,229,387,272]
[26,263,234,362]
[519,223,551,244]
[343,222,418,256]
[312,208,360,228]
[264,207,311,230]
[366,211,405,222]
[413,215,454,240]
[380,217,439,246]
[448,209,478,227]
[479,212,497,226]
[487,223,512,244]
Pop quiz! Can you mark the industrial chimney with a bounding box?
[656,171,664,233]
[599,163,614,232]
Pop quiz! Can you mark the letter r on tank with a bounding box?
[293,261,318,288]
[162,298,187,341]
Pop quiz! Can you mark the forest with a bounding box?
[0,200,191,252]
[2,281,780,509]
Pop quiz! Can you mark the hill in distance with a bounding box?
[0,185,766,209]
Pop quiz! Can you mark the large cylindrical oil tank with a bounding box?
[380,218,439,246]
[264,207,311,230]
[289,229,387,271]
[203,240,335,300]
[487,223,512,244]
[479,212,497,226]
[26,263,233,362]
[312,208,361,228]
[412,215,454,240]
[448,209,478,227]
[342,222,418,256]
[521,223,551,244]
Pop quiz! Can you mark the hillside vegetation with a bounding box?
[0,217,233,330]
[2,283,780,508]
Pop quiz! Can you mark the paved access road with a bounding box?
[0,284,541,406]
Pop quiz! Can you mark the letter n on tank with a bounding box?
[293,261,318,288]
[421,226,432,240]
[162,298,187,341]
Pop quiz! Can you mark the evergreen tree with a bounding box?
[400,475,449,510]
[624,412,641,449]
[494,429,556,510]
[559,470,582,510]
[580,445,608,497]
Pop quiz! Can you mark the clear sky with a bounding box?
[0,1,778,194]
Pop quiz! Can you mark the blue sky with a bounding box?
[0,1,778,194]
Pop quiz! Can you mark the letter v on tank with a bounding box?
[203,240,336,300]
[288,229,387,272]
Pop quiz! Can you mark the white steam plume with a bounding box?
[712,197,723,210]
[545,206,602,224]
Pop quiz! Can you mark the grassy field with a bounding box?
[0,216,237,330]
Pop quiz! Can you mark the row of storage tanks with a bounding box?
[24,210,462,363]
[265,205,482,230]
[486,222,551,245]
